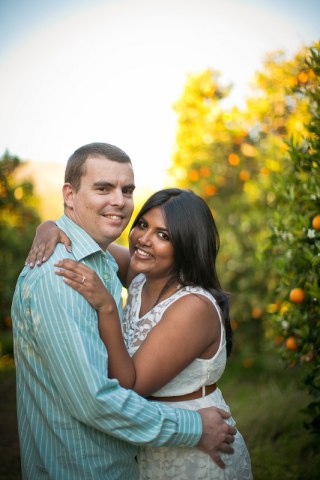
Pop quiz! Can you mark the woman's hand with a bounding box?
[54,259,116,312]
[26,221,72,268]
[55,259,135,389]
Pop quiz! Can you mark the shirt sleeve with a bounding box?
[31,268,202,448]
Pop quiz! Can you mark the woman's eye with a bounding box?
[137,220,147,229]
[158,231,169,240]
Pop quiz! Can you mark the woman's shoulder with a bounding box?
[180,285,220,307]
[168,285,223,323]
[165,286,219,320]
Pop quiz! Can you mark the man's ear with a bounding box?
[62,183,74,209]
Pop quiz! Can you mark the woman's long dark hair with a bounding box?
[130,188,233,356]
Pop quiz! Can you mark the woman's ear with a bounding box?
[62,183,74,209]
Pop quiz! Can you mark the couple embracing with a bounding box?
[12,142,252,479]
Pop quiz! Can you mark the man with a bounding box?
[12,142,235,479]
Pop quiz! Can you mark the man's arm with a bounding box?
[107,243,131,288]
[51,255,236,466]
[32,264,202,449]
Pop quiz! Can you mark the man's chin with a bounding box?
[100,228,124,248]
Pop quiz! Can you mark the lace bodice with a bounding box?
[123,274,253,479]
[123,274,227,397]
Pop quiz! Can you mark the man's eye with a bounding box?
[123,188,134,197]
[97,187,108,193]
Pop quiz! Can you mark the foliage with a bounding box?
[0,151,41,334]
[266,43,320,434]
[169,49,313,361]
[169,42,320,429]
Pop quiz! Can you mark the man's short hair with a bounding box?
[65,142,132,191]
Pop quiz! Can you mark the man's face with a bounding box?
[63,155,135,250]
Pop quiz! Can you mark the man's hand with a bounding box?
[197,407,236,469]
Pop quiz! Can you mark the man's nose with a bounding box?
[109,189,125,207]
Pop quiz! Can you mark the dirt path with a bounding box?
[0,369,21,480]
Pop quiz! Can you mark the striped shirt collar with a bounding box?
[56,214,107,261]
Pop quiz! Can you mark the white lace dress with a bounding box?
[123,274,253,480]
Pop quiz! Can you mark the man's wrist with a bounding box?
[167,408,202,447]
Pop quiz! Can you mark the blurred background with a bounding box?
[0,0,319,478]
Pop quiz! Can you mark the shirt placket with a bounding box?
[102,255,113,295]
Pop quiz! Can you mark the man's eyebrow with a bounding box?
[93,181,114,188]
[124,183,136,191]
[93,181,135,190]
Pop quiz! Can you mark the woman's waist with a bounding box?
[148,383,217,402]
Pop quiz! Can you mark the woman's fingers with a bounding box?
[25,243,45,268]
[55,266,104,310]
[55,267,82,284]
[54,259,98,291]
[25,222,72,268]
[54,259,110,311]
[55,267,96,298]
[54,259,92,278]
[60,231,72,252]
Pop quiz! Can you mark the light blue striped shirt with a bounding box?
[12,215,202,480]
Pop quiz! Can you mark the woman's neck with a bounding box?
[140,275,181,316]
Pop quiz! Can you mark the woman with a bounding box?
[28,188,252,479]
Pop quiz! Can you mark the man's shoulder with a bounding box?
[22,244,74,285]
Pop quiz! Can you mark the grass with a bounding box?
[220,352,320,479]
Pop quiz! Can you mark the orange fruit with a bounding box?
[312,214,320,230]
[251,307,262,319]
[203,184,217,196]
[286,336,298,350]
[188,170,200,182]
[228,153,240,166]
[239,170,250,181]
[199,166,210,177]
[260,167,270,176]
[298,71,308,83]
[289,288,305,303]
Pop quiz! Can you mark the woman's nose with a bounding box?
[138,230,152,245]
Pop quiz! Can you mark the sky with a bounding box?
[0,0,319,191]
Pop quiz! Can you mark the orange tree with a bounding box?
[0,152,41,339]
[168,46,315,364]
[266,43,320,433]
[169,69,266,361]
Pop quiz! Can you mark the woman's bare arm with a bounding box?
[55,259,220,396]
[25,222,132,289]
[26,221,71,267]
[107,243,131,288]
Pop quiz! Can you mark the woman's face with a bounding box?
[129,207,175,279]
